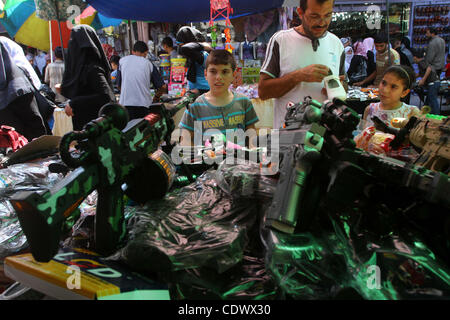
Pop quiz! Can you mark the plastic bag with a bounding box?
[215,161,278,199]
[0,200,27,259]
[329,216,450,300]
[0,157,66,258]
[0,157,63,198]
[354,126,419,162]
[119,170,259,275]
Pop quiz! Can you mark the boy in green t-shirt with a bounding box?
[179,49,259,146]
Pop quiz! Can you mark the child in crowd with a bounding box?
[361,65,420,130]
[109,55,121,91]
[179,49,259,146]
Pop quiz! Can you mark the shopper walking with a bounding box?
[425,27,446,78]
[118,41,166,120]
[61,25,115,131]
[258,0,346,129]
[44,46,66,103]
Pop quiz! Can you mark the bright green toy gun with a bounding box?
[10,92,198,262]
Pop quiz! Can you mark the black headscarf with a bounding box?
[176,26,204,44]
[176,26,206,83]
[61,25,111,99]
[0,42,34,110]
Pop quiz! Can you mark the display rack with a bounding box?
[410,2,450,54]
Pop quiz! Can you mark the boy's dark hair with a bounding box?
[299,0,333,11]
[205,49,236,71]
[401,36,411,50]
[54,46,63,59]
[412,49,424,59]
[383,65,416,90]
[161,37,174,48]
[427,27,437,35]
[133,41,148,53]
[374,33,388,44]
[110,55,120,65]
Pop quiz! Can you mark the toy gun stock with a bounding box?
[10,92,198,262]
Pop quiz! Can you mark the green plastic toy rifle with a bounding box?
[10,92,198,262]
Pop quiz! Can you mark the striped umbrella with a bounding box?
[75,5,123,31]
[0,0,71,52]
[0,0,123,52]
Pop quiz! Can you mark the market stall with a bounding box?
[1,0,450,302]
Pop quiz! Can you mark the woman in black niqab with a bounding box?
[61,25,115,131]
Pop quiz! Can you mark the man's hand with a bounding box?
[353,81,364,87]
[295,64,330,83]
[64,104,73,117]
[418,79,425,87]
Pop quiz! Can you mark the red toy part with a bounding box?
[210,0,233,26]
[0,125,28,153]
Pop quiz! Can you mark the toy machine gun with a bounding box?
[384,114,450,176]
[10,92,199,262]
[264,98,450,235]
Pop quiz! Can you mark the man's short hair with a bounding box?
[374,33,388,44]
[161,37,174,48]
[299,0,333,11]
[205,49,236,71]
[427,27,437,35]
[133,41,149,53]
[54,46,63,59]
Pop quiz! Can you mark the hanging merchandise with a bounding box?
[168,58,187,96]
[210,0,233,26]
[159,53,171,81]
[224,27,234,53]
[209,0,234,53]
[210,24,219,49]
[412,4,450,52]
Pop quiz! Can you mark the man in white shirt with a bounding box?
[44,46,66,103]
[34,51,47,76]
[119,41,166,120]
[258,0,346,129]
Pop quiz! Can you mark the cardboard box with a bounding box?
[4,247,169,300]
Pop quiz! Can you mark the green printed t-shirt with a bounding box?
[179,92,259,138]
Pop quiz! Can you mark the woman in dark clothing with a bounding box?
[0,38,47,141]
[61,25,115,131]
[176,26,211,94]
[347,41,370,86]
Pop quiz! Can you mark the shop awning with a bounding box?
[86,0,285,23]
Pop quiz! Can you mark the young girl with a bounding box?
[361,65,420,130]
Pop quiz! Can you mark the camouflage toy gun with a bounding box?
[388,114,450,176]
[10,92,198,262]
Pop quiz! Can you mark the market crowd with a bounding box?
[0,0,449,147]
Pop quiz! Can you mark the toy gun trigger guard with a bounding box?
[59,103,130,168]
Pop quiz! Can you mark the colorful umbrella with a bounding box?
[0,0,123,52]
[0,0,71,52]
[75,5,123,31]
